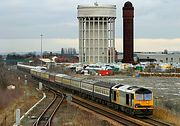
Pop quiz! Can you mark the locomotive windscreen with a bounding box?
[135,88,152,94]
[135,88,152,100]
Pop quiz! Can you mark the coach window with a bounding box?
[166,58,168,63]
[171,58,173,62]
[106,90,109,96]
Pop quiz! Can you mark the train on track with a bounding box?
[17,63,154,116]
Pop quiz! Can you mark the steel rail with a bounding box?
[72,96,151,126]
[140,117,173,126]
[32,90,64,126]
[44,94,65,126]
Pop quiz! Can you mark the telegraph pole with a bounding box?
[40,34,43,66]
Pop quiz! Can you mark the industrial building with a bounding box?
[137,52,180,63]
[77,3,116,64]
[117,52,180,64]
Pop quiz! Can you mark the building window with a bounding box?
[171,58,173,62]
[166,58,168,63]
[179,58,180,63]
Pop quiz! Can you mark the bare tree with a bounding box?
[0,61,8,89]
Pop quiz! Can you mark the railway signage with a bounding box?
[15,109,20,125]
[39,82,43,90]
[24,80,27,85]
[66,94,72,102]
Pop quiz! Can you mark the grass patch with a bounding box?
[153,107,180,126]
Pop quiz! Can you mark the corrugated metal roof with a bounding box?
[55,74,68,77]
[95,81,116,88]
[71,77,83,81]
[81,79,99,85]
[40,58,55,63]
[62,75,72,79]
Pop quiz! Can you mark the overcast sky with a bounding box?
[0,0,180,53]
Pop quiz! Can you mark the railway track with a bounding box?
[72,95,174,126]
[139,117,173,126]
[72,96,151,126]
[33,90,65,126]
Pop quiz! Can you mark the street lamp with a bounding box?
[40,34,43,66]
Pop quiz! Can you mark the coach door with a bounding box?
[116,90,120,103]
[112,90,120,104]
[126,93,134,107]
[131,94,134,107]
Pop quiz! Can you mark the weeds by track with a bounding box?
[72,96,151,126]
[72,95,174,126]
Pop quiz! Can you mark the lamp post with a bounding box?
[40,34,43,66]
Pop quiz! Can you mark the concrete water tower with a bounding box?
[77,3,116,64]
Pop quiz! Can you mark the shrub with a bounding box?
[0,68,8,89]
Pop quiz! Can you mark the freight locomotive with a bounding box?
[17,63,154,116]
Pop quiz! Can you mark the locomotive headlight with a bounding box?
[135,103,141,108]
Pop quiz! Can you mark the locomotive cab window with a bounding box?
[135,94,143,100]
[131,94,134,100]
[126,94,129,105]
[144,94,152,100]
[130,94,134,106]
[113,91,116,101]
[135,93,152,100]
